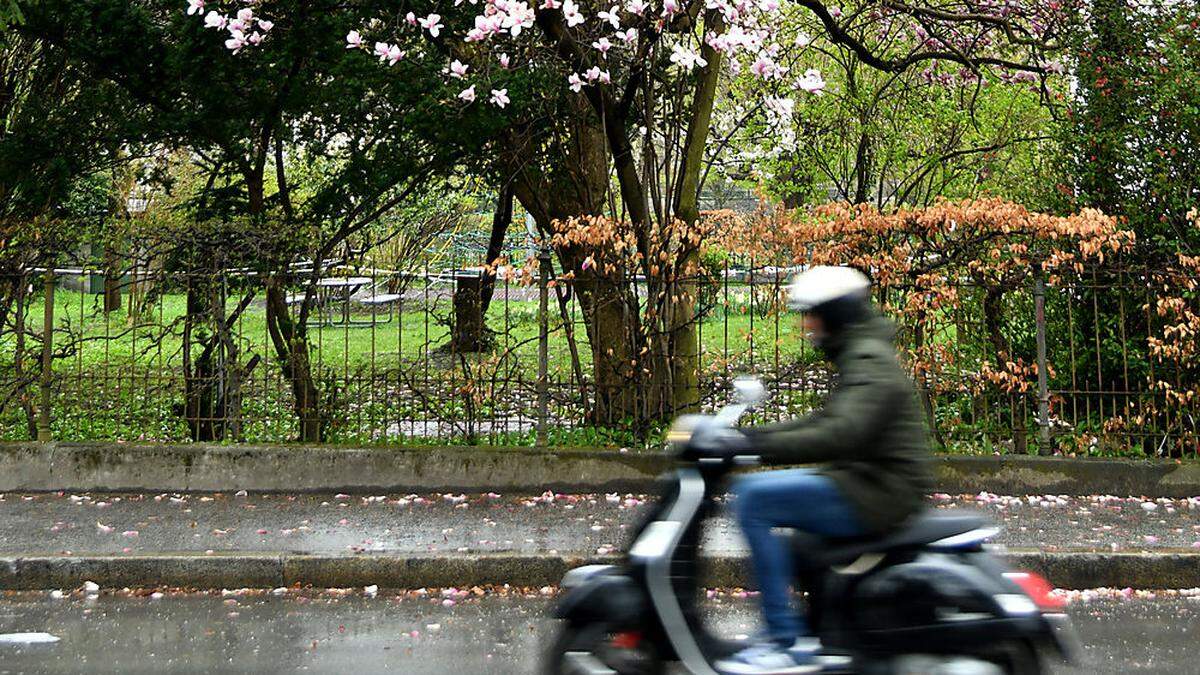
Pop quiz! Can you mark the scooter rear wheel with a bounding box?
[985,639,1042,675]
[543,622,666,675]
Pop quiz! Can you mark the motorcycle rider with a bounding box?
[709,265,934,674]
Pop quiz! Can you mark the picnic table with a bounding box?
[315,276,374,326]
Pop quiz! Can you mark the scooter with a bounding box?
[544,378,1081,675]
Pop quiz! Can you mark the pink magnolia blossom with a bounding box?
[706,32,731,52]
[829,6,843,18]
[458,85,477,103]
[750,54,778,78]
[592,37,613,54]
[797,67,826,94]
[374,42,404,66]
[247,31,264,45]
[228,18,248,33]
[498,53,511,68]
[618,27,637,44]
[490,88,510,108]
[346,30,364,49]
[204,10,227,29]
[225,29,249,53]
[499,0,537,35]
[763,95,794,119]
[625,0,648,15]
[466,14,504,42]
[758,0,778,10]
[1041,60,1065,75]
[662,0,680,16]
[568,72,585,92]
[236,7,254,23]
[669,44,707,70]
[186,0,205,17]
[420,13,444,37]
[541,0,562,8]
[563,0,586,27]
[449,60,469,78]
[257,19,273,32]
[406,11,418,25]
[597,5,621,29]
[584,66,612,84]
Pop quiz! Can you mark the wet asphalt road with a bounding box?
[1,491,1197,557]
[0,591,1196,674]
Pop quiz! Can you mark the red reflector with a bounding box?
[611,631,642,649]
[1005,572,1065,610]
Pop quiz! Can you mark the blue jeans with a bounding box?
[732,469,865,644]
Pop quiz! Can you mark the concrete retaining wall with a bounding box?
[2,442,1198,497]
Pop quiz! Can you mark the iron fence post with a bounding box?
[537,248,551,447]
[1035,275,1050,454]
[37,268,55,442]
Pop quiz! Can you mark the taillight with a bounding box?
[610,631,642,649]
[1004,571,1065,611]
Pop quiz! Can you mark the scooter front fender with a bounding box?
[553,566,648,625]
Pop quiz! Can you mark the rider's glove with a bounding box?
[690,427,753,459]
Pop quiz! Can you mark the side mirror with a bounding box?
[732,376,766,405]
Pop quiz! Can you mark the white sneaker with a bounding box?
[715,639,822,674]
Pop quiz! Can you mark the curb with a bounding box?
[3,442,1200,497]
[3,550,1198,591]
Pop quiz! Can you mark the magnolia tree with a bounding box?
[190,0,1078,427]
[713,3,1061,208]
[27,0,501,441]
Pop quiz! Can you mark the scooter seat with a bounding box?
[801,510,994,567]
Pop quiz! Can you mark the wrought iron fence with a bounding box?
[0,259,1194,456]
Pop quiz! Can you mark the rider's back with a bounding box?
[745,314,933,535]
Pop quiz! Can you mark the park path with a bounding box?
[2,490,1197,557]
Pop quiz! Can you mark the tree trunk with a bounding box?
[266,279,323,442]
[912,314,946,448]
[11,276,36,439]
[182,277,221,441]
[450,272,486,352]
[667,13,724,416]
[577,269,652,424]
[480,184,514,315]
[983,287,1027,454]
[102,245,122,314]
[852,130,873,205]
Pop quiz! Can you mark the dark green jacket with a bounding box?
[743,315,933,534]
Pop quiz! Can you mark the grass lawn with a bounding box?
[3,285,810,374]
[0,284,814,443]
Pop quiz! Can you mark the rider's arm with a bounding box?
[742,346,901,464]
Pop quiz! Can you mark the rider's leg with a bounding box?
[731,468,864,646]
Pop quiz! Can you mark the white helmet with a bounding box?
[787,266,871,312]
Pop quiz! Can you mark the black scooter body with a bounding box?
[549,458,1075,667]
[550,403,1080,674]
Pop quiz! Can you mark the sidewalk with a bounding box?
[2,491,1198,556]
[1,490,1198,591]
